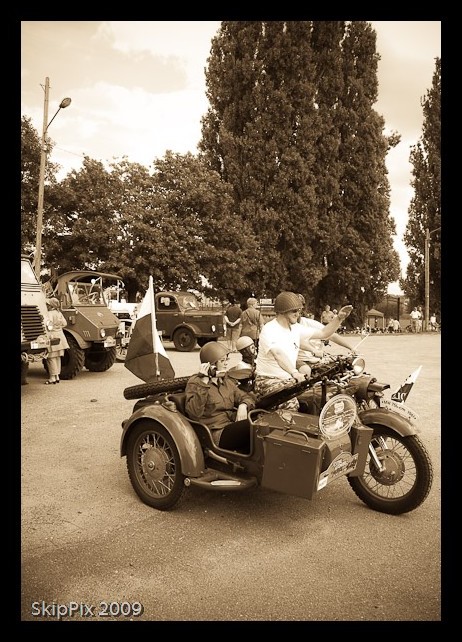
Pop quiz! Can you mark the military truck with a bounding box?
[21,255,58,384]
[154,291,224,351]
[48,271,122,379]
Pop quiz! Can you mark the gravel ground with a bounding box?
[19,334,442,625]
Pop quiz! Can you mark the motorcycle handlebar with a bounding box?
[255,361,346,411]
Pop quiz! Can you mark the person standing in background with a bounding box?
[239,297,265,350]
[410,307,420,333]
[45,297,69,384]
[417,306,423,333]
[224,299,242,352]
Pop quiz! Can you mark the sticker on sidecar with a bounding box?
[317,452,358,490]
[380,398,418,425]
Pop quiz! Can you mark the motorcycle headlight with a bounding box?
[99,328,106,338]
[318,394,357,439]
[352,357,365,375]
[211,324,216,333]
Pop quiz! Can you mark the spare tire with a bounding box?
[124,376,190,400]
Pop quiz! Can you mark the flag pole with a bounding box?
[353,333,369,351]
[148,276,160,378]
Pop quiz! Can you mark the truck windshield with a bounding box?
[21,259,39,285]
[177,294,199,309]
[69,281,105,305]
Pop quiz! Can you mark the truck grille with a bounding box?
[21,305,46,341]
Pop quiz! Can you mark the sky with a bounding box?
[21,21,441,295]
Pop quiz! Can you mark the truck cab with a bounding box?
[50,271,122,379]
[155,291,224,351]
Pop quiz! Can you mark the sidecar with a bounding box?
[120,381,374,511]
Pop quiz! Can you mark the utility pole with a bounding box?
[33,77,50,278]
[424,226,441,332]
[33,78,71,279]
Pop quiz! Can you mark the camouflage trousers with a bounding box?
[254,375,300,411]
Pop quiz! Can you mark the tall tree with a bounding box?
[314,21,399,326]
[43,152,258,301]
[402,57,441,315]
[201,21,322,298]
[201,21,400,321]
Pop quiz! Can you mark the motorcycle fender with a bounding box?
[358,408,418,437]
[175,322,202,336]
[120,405,205,476]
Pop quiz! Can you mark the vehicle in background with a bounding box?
[154,291,224,352]
[48,271,122,379]
[21,255,57,385]
[106,287,138,363]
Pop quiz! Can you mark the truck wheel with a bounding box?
[60,335,85,380]
[173,327,197,352]
[124,376,190,400]
[85,346,117,372]
[21,361,29,385]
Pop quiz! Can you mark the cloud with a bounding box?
[21,20,441,289]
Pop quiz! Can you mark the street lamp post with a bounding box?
[424,226,441,332]
[33,77,71,278]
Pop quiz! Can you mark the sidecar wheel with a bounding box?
[126,421,186,511]
[348,426,433,515]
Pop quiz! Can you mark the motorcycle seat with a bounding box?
[168,393,251,455]
[169,392,187,415]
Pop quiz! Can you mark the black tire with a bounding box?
[172,327,197,352]
[124,376,189,400]
[84,346,117,372]
[348,425,433,515]
[126,420,186,510]
[60,334,85,380]
[21,361,29,385]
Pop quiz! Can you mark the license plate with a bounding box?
[104,336,115,348]
[317,453,358,490]
[380,398,418,426]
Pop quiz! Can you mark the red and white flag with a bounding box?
[124,276,175,382]
[391,366,422,403]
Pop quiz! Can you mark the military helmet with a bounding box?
[274,291,303,314]
[199,341,231,364]
[236,336,254,351]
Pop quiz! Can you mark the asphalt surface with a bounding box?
[19,334,442,624]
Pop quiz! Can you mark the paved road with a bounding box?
[20,334,441,623]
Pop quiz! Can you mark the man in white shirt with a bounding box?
[410,307,421,333]
[255,292,353,410]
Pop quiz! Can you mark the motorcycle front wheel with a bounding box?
[126,421,186,510]
[348,426,433,515]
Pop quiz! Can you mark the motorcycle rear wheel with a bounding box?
[348,426,433,515]
[126,421,186,510]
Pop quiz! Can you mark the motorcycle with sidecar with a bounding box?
[120,354,433,515]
